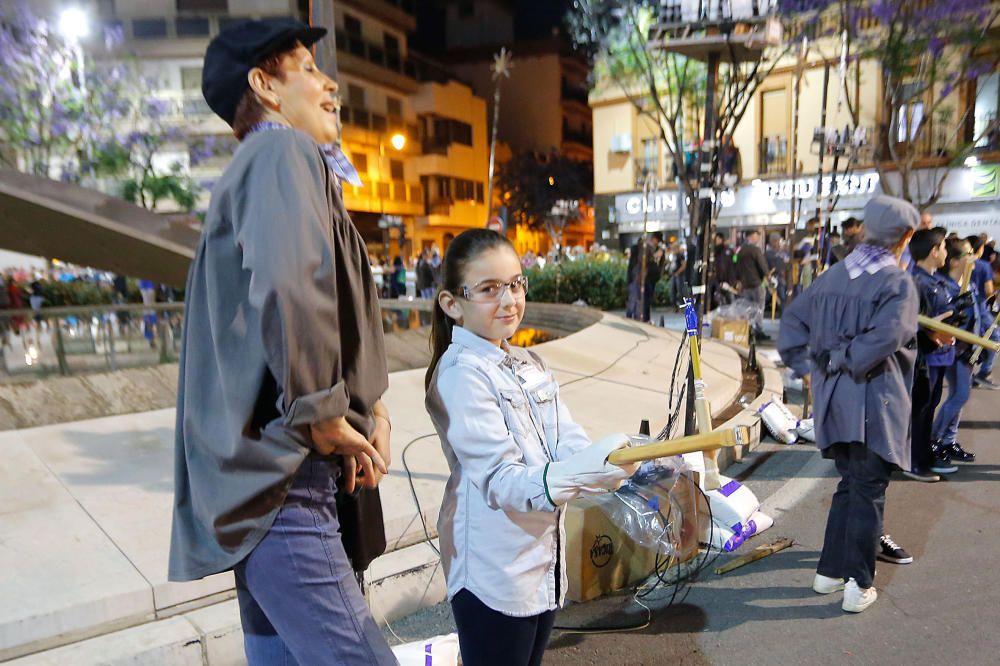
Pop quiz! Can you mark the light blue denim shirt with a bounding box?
[425,325,592,616]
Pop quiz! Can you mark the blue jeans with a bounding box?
[976,324,999,379]
[932,361,972,445]
[233,455,397,666]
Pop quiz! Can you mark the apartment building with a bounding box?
[590,13,1000,248]
[32,0,493,260]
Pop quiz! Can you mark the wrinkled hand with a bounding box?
[310,416,387,494]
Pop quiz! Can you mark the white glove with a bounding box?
[543,433,640,506]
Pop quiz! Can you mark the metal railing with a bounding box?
[0,301,436,381]
[0,303,185,380]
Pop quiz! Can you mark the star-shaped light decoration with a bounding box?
[491,47,513,81]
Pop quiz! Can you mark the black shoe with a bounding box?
[877,534,913,564]
[930,457,958,474]
[902,468,940,482]
[930,441,952,463]
[946,441,976,462]
[973,376,1000,390]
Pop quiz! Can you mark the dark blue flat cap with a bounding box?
[202,18,327,125]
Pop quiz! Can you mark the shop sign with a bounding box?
[756,172,880,201]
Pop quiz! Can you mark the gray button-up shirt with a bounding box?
[169,129,387,581]
[777,260,918,469]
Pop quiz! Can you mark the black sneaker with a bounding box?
[946,441,976,462]
[877,534,913,564]
[902,468,940,482]
[930,441,952,462]
[973,376,1000,390]
[930,457,958,474]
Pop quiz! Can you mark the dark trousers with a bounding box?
[816,443,893,589]
[910,364,946,471]
[451,588,555,666]
[233,456,397,666]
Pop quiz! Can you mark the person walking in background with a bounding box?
[778,195,919,614]
[626,232,665,322]
[734,229,770,340]
[967,234,999,389]
[417,248,435,299]
[711,231,736,310]
[390,256,407,298]
[765,232,789,312]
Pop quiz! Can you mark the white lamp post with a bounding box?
[58,7,89,98]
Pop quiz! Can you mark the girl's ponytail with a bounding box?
[425,297,456,390]
[423,229,516,391]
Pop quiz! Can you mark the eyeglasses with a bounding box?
[459,276,529,302]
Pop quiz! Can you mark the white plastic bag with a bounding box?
[759,399,799,444]
[391,633,460,666]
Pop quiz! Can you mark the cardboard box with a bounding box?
[711,317,750,346]
[564,471,705,602]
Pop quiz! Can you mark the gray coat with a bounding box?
[169,129,387,581]
[777,262,918,469]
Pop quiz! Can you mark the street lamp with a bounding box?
[378,132,407,259]
[59,7,89,97]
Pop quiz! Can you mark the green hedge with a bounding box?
[525,256,674,310]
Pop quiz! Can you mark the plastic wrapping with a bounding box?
[595,456,687,554]
[759,399,800,444]
[707,298,760,324]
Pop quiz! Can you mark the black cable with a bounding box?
[400,432,442,557]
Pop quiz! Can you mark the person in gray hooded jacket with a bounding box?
[778,194,919,614]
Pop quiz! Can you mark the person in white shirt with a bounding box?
[424,229,637,666]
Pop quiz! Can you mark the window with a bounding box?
[759,88,788,174]
[218,16,249,31]
[454,178,475,200]
[176,0,227,10]
[132,18,167,39]
[973,71,998,149]
[641,137,657,175]
[390,159,404,180]
[371,113,387,132]
[386,96,402,120]
[475,182,484,203]
[452,120,472,146]
[347,84,365,108]
[351,152,368,173]
[437,176,452,200]
[181,67,202,91]
[344,13,362,36]
[176,17,210,37]
[895,83,925,143]
[384,34,400,54]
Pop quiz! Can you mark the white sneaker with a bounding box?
[842,578,877,613]
[812,573,846,594]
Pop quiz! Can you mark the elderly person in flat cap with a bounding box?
[168,18,397,664]
[778,195,920,614]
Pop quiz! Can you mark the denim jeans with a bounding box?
[976,325,999,379]
[910,364,945,471]
[233,455,397,666]
[816,443,893,589]
[932,361,972,445]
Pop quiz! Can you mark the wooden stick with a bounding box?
[969,309,1000,365]
[960,260,974,294]
[607,425,751,466]
[714,537,794,575]
[917,314,1000,351]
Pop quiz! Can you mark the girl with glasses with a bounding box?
[424,229,638,666]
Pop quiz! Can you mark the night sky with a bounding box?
[412,0,575,52]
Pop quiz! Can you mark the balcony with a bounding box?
[339,0,416,32]
[561,82,591,108]
[335,30,418,94]
[759,135,789,175]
